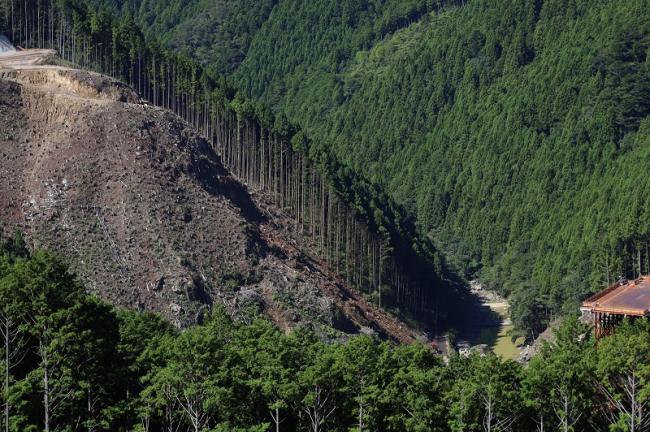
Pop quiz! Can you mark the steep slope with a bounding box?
[0,49,421,342]
[19,0,650,337]
[232,0,442,102]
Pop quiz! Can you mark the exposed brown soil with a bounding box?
[0,49,421,343]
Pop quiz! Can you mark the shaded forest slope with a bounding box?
[0,49,420,342]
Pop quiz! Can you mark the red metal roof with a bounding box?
[582,276,650,316]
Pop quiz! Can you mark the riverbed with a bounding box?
[455,281,525,360]
[468,302,524,360]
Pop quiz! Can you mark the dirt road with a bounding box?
[0,48,58,67]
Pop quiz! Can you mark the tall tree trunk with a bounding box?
[42,339,50,432]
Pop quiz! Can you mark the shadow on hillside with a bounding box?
[189,140,267,224]
[456,301,505,349]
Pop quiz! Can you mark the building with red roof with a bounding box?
[581,276,650,339]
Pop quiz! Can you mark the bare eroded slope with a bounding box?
[0,49,420,342]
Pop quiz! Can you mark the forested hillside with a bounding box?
[1,240,650,431]
[87,0,276,74]
[2,2,650,429]
[89,0,650,336]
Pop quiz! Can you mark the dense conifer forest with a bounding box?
[87,0,278,75]
[1,235,650,431]
[79,0,650,337]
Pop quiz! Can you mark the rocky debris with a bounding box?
[170,302,182,315]
[153,276,165,291]
[457,340,471,357]
[518,318,562,363]
[232,288,266,323]
[469,279,506,303]
[470,344,490,356]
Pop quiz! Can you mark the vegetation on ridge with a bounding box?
[4,0,650,340]
[86,0,278,75]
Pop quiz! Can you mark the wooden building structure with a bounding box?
[581,276,650,339]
